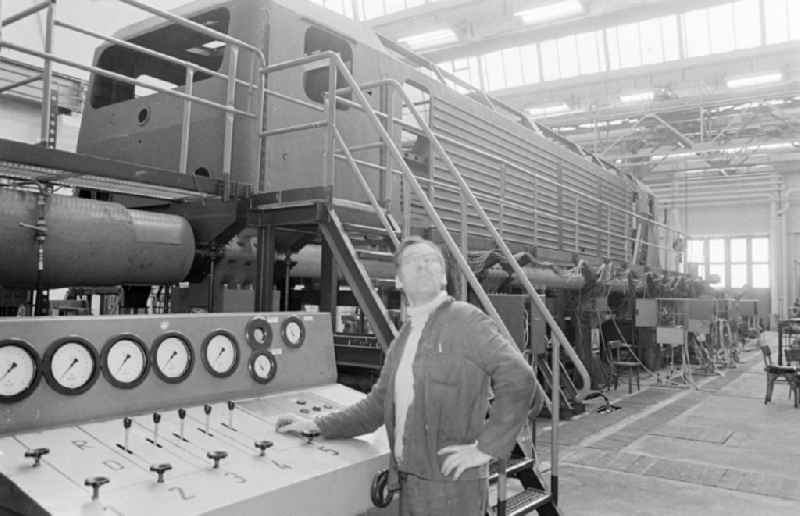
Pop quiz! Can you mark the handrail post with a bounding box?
[551,331,560,506]
[459,190,468,301]
[325,56,337,188]
[39,0,56,148]
[256,65,266,192]
[222,44,239,200]
[178,66,195,175]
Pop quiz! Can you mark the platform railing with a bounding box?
[0,0,266,199]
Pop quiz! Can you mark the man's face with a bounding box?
[397,243,446,299]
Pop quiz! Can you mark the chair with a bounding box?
[760,345,800,407]
[609,340,640,394]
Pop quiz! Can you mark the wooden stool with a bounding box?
[612,361,640,394]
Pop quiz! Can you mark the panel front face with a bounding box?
[0,312,337,434]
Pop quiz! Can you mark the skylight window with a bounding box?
[515,0,585,25]
[398,28,457,50]
[527,103,570,117]
[727,72,782,88]
[620,91,654,103]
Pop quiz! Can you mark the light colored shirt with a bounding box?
[394,291,448,461]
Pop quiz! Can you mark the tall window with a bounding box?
[686,236,769,289]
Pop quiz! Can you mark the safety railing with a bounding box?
[0,0,266,199]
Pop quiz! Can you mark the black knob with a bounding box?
[123,417,132,429]
[312,406,322,412]
[254,440,273,456]
[24,447,49,467]
[299,408,310,414]
[227,401,235,411]
[178,408,186,420]
[207,450,227,468]
[295,400,306,405]
[85,476,110,500]
[204,404,212,415]
[153,412,161,424]
[301,429,320,444]
[150,463,172,483]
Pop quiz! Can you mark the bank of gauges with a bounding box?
[245,316,277,385]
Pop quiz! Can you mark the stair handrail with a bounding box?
[341,76,592,402]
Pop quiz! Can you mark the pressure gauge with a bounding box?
[280,317,305,348]
[0,339,41,403]
[245,317,272,349]
[201,330,239,378]
[101,335,149,389]
[152,333,193,384]
[248,350,277,384]
[43,337,99,396]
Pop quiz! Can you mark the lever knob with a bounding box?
[207,450,228,469]
[227,401,235,411]
[301,429,320,445]
[203,404,212,415]
[150,463,172,483]
[254,440,273,456]
[153,412,161,424]
[178,408,186,420]
[85,476,110,501]
[24,447,49,467]
[123,417,132,429]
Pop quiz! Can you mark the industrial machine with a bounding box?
[0,0,687,513]
[0,311,393,515]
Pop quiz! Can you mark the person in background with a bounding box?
[276,236,537,515]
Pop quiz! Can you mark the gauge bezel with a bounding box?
[151,332,194,384]
[245,317,272,349]
[100,334,149,390]
[0,339,42,403]
[280,316,306,349]
[201,329,240,378]
[43,336,99,396]
[248,350,277,385]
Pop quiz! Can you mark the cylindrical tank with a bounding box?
[0,189,195,288]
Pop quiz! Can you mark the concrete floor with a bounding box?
[533,331,799,516]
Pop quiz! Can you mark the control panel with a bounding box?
[0,313,393,515]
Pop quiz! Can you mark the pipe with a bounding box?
[779,188,800,318]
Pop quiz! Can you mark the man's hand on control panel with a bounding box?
[275,415,320,436]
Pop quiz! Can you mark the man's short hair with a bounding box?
[393,236,445,268]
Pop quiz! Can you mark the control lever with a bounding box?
[147,412,161,447]
[202,404,213,436]
[254,440,273,457]
[301,429,320,445]
[207,450,228,469]
[24,447,49,467]
[225,401,236,430]
[174,408,188,442]
[150,463,172,483]
[117,417,133,454]
[85,476,110,501]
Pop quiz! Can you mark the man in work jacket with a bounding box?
[276,236,537,515]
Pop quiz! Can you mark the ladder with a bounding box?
[261,51,575,514]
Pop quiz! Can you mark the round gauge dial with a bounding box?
[101,335,149,389]
[201,330,239,378]
[248,350,277,384]
[152,333,193,384]
[0,339,41,403]
[280,317,306,349]
[43,337,99,395]
[245,317,272,349]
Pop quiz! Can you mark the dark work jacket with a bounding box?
[316,297,536,484]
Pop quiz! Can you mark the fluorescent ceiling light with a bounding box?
[515,0,584,25]
[527,102,569,117]
[398,29,457,50]
[202,40,226,50]
[726,72,782,89]
[620,91,654,103]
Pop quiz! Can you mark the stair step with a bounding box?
[343,222,400,238]
[489,458,534,484]
[492,488,552,516]
[356,249,395,261]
